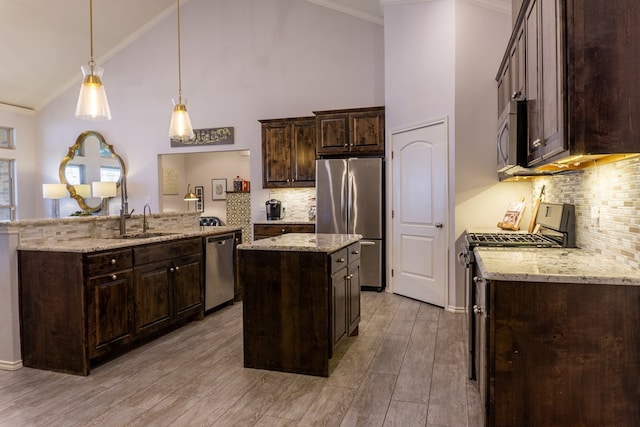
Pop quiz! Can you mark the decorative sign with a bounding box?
[170,127,234,147]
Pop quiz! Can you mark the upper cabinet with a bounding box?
[260,117,316,188]
[314,106,385,157]
[497,0,640,170]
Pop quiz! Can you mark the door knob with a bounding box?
[435,223,444,228]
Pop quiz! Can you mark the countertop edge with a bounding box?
[238,233,361,253]
[17,226,242,253]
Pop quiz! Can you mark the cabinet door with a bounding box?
[316,114,349,155]
[133,261,172,337]
[331,268,348,349]
[539,0,564,160]
[347,260,360,335]
[87,270,134,359]
[262,121,292,188]
[291,119,316,186]
[525,0,543,165]
[509,24,526,101]
[349,110,385,154]
[172,253,203,319]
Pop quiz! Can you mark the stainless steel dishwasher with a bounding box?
[205,233,236,311]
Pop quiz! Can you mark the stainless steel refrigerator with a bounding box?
[316,158,384,290]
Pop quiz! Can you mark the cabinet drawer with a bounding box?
[133,238,202,265]
[330,248,348,273]
[85,249,133,277]
[347,242,361,264]
[254,223,315,238]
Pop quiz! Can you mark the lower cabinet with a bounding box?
[476,276,640,426]
[330,243,361,351]
[240,241,361,377]
[18,237,204,376]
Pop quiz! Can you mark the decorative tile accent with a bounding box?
[533,156,640,269]
[226,192,251,242]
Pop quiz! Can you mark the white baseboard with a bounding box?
[0,360,23,371]
[446,305,466,314]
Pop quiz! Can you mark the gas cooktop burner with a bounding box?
[465,232,561,247]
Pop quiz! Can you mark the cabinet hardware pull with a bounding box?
[170,267,175,273]
[532,138,542,147]
[111,274,117,280]
[473,304,483,315]
[175,266,180,271]
[351,250,359,255]
[337,258,345,263]
[110,259,116,265]
[281,228,286,233]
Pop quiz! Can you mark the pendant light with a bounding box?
[168,0,194,141]
[75,0,112,120]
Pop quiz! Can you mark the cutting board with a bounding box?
[528,185,546,233]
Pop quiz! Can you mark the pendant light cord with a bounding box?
[89,0,95,68]
[177,0,183,102]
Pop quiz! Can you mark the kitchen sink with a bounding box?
[118,232,177,239]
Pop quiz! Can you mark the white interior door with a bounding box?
[391,119,448,307]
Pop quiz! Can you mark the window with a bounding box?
[100,166,121,183]
[65,164,86,185]
[0,127,14,149]
[0,159,15,221]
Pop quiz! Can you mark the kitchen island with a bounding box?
[473,247,640,427]
[238,233,361,377]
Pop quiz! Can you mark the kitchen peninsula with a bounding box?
[238,233,361,377]
[13,212,241,376]
[473,247,640,426]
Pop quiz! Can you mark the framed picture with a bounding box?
[194,185,204,212]
[211,178,227,200]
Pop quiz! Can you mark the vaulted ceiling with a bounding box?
[0,0,509,112]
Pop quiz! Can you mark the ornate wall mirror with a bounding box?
[58,130,126,213]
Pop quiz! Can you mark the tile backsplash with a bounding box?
[268,188,316,221]
[533,155,640,269]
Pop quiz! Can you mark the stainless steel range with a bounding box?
[459,202,576,381]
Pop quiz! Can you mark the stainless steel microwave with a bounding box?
[496,100,527,172]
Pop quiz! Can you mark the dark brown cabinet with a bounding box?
[19,237,204,375]
[330,243,360,350]
[315,106,385,156]
[498,0,640,169]
[260,117,316,188]
[240,241,361,377]
[133,238,203,338]
[476,275,640,426]
[253,223,315,240]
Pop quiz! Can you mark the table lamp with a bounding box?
[42,184,68,218]
[92,181,117,215]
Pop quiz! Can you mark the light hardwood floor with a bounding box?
[0,291,482,427]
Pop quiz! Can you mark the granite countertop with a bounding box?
[238,233,361,253]
[17,226,241,253]
[253,220,316,225]
[474,247,640,286]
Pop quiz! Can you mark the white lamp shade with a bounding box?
[42,184,68,199]
[92,181,117,198]
[168,101,194,141]
[74,184,92,198]
[75,65,112,120]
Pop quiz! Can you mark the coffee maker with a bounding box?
[266,199,284,220]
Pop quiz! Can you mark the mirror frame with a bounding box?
[58,130,127,213]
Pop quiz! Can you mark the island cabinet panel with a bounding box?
[239,241,361,377]
[481,279,640,426]
[18,237,205,376]
[19,251,89,375]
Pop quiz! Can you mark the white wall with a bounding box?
[31,0,384,220]
[0,106,38,220]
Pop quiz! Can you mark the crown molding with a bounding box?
[380,0,510,15]
[304,0,384,25]
[0,102,36,116]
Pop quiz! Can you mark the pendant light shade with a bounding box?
[183,184,199,201]
[169,0,194,141]
[76,0,111,120]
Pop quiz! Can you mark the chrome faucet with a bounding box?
[119,175,134,236]
[143,204,151,233]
